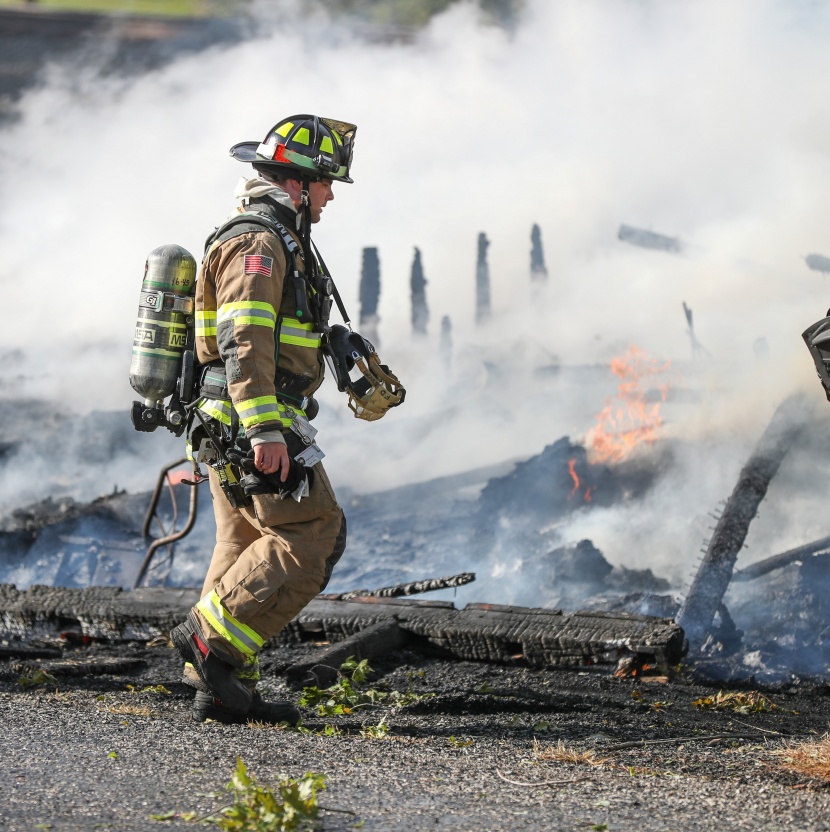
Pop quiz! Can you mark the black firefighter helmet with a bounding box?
[229,114,356,183]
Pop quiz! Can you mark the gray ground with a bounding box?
[2,642,830,831]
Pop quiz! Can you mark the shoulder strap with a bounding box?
[203,211,354,329]
[202,211,299,258]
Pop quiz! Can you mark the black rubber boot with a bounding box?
[192,691,301,726]
[170,612,253,713]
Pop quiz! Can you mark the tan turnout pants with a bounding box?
[193,462,346,665]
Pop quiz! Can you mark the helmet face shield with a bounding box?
[320,117,356,172]
[230,114,357,183]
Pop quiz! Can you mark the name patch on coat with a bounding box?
[244,255,273,277]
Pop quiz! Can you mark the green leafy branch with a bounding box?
[151,759,326,831]
[299,657,433,718]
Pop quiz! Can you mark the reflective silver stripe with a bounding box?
[217,303,276,328]
[279,324,322,347]
[236,397,279,421]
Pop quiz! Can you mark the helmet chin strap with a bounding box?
[299,175,316,283]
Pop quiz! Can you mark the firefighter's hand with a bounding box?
[254,442,290,480]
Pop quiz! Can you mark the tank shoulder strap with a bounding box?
[203,210,320,327]
[202,211,300,260]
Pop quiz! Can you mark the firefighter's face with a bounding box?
[307,179,334,223]
[279,176,335,223]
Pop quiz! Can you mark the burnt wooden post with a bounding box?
[530,223,548,283]
[410,247,429,336]
[677,393,809,651]
[439,315,453,369]
[475,232,491,325]
[359,246,380,345]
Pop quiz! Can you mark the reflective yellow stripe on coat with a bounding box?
[218,301,277,329]
[279,316,322,348]
[195,310,216,338]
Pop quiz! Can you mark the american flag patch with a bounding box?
[244,255,273,277]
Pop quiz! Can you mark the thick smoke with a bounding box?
[2,0,830,594]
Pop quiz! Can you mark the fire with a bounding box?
[567,458,580,498]
[567,458,593,503]
[166,468,192,486]
[587,346,671,464]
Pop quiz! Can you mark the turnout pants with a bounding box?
[192,463,347,668]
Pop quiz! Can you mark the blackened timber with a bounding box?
[0,585,684,668]
[676,393,810,651]
[285,620,407,687]
[732,534,830,582]
[0,583,199,642]
[337,571,476,600]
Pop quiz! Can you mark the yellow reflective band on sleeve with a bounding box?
[197,589,265,659]
[279,317,322,348]
[196,310,217,337]
[218,301,276,329]
[197,397,232,425]
[235,395,283,428]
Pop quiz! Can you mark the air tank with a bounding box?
[129,244,196,405]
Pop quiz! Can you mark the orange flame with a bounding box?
[587,346,671,464]
[567,458,593,503]
[166,468,192,486]
[568,458,580,498]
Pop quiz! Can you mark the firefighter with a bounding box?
[171,115,356,724]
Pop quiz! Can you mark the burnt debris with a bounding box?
[805,253,830,275]
[618,224,683,254]
[677,393,810,652]
[0,583,685,675]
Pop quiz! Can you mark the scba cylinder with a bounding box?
[129,244,196,405]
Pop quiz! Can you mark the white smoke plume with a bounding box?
[2,0,830,590]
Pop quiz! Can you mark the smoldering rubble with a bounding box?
[3,390,830,685]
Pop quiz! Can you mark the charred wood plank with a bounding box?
[0,583,199,642]
[0,585,684,669]
[337,572,476,600]
[677,393,810,651]
[285,620,407,687]
[732,535,830,581]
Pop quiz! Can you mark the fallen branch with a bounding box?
[319,806,357,816]
[606,733,761,752]
[496,770,590,788]
[726,717,782,737]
